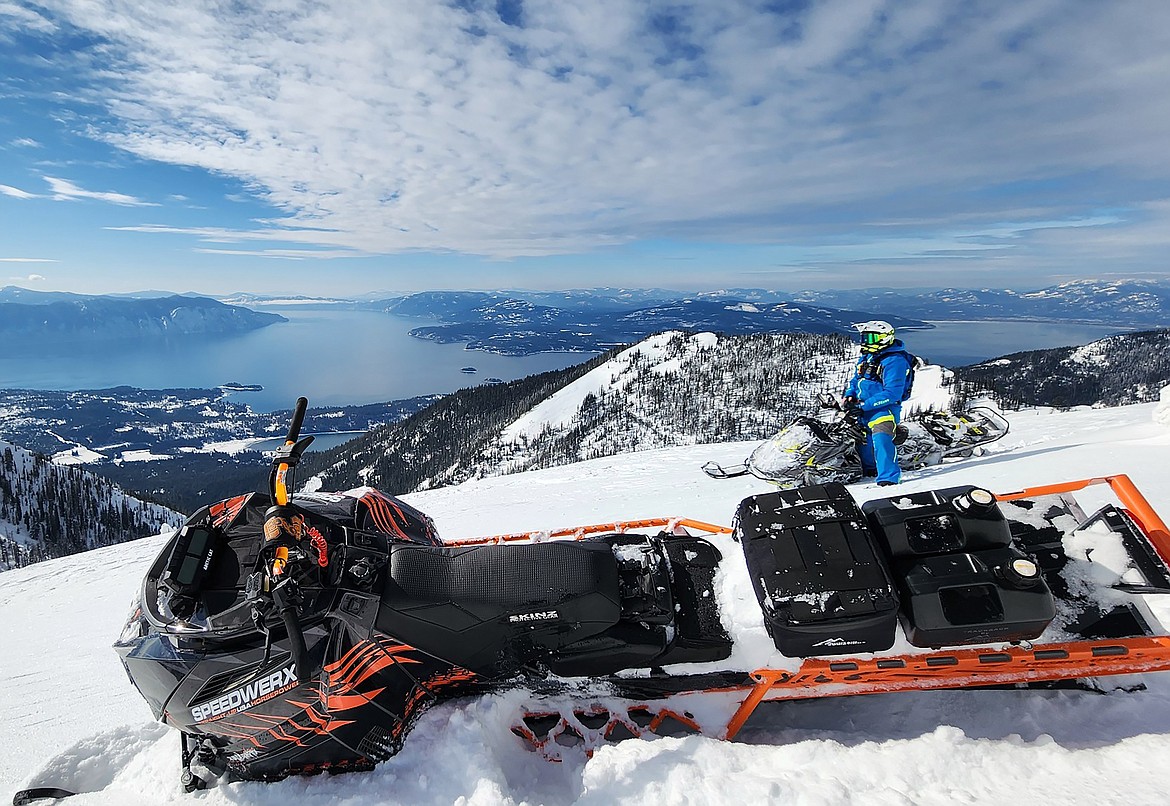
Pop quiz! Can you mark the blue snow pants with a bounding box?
[858,404,901,485]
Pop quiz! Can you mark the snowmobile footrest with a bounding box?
[701,461,749,479]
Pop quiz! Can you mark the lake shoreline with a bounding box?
[0,310,1142,411]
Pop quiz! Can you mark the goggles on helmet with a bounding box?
[862,332,886,346]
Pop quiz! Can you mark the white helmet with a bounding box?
[853,320,895,353]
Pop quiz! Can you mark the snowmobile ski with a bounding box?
[700,461,750,479]
[12,788,77,805]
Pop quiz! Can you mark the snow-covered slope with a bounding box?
[0,440,183,570]
[3,401,1170,805]
[309,330,864,493]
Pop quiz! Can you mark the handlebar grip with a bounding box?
[286,397,309,444]
[271,577,312,682]
[279,604,311,682]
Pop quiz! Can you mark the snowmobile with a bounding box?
[81,397,1170,800]
[701,393,1010,485]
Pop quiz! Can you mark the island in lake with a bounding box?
[459,367,477,373]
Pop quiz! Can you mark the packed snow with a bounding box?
[3,399,1170,805]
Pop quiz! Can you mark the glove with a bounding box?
[841,414,867,443]
[842,395,870,439]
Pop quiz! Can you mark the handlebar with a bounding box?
[262,397,317,682]
[270,577,312,682]
[286,396,309,444]
[269,398,314,507]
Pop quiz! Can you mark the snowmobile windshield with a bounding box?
[137,500,271,638]
[747,417,848,484]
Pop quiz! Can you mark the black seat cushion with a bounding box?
[376,541,622,675]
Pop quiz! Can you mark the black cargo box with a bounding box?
[861,485,1013,557]
[736,483,899,657]
[896,547,1057,648]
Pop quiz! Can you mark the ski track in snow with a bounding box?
[3,402,1170,804]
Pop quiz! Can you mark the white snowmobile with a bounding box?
[702,393,1010,485]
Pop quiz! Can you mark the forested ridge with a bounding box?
[951,329,1170,408]
[0,440,183,570]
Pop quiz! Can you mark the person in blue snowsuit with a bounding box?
[842,321,914,486]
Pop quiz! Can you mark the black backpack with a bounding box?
[862,349,918,401]
[901,353,921,401]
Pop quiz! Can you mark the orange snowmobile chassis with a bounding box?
[458,474,1170,749]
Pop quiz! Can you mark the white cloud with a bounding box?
[193,247,366,260]
[1,269,52,283]
[43,176,157,206]
[23,1,1170,268]
[0,183,37,199]
[9,137,42,148]
[0,1,55,35]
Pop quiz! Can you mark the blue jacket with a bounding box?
[844,340,913,413]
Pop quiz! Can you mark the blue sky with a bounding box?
[1,0,1169,298]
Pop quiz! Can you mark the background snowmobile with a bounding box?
[88,397,1170,801]
[702,393,1010,485]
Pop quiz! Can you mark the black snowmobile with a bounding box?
[109,398,734,788]
[84,397,1170,799]
[702,393,1010,485]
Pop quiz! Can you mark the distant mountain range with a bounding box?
[0,287,285,342]
[790,278,1170,327]
[10,278,1162,357]
[377,291,928,355]
[225,279,1170,356]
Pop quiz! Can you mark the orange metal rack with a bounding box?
[721,474,1170,739]
[469,475,1170,746]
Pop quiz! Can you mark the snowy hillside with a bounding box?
[0,440,183,571]
[953,328,1170,408]
[307,331,866,492]
[3,395,1170,805]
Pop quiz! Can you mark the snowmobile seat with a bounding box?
[376,541,625,674]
